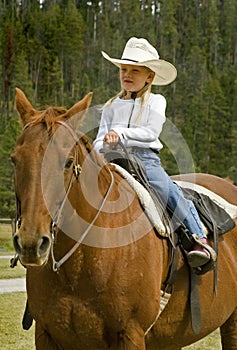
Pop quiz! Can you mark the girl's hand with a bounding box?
[103,130,120,145]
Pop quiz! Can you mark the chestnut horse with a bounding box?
[12,88,237,349]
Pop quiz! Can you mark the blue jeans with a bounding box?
[133,149,206,238]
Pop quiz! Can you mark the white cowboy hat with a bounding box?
[102,37,177,86]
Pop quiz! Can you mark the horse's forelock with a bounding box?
[24,107,105,167]
[28,106,67,135]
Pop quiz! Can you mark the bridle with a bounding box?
[13,120,114,272]
[50,121,115,271]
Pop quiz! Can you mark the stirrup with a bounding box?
[186,235,217,275]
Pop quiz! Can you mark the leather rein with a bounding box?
[13,120,114,272]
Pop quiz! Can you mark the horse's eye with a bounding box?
[64,159,73,169]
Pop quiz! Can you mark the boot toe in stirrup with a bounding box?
[187,249,210,268]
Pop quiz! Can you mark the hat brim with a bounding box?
[102,51,177,86]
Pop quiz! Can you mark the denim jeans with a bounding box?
[133,149,206,238]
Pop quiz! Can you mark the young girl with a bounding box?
[93,37,216,271]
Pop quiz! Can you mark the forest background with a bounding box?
[0,0,236,218]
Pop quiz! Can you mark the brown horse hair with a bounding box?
[24,105,106,171]
[25,106,67,135]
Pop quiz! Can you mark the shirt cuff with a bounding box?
[111,128,127,140]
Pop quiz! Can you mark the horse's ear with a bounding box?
[64,92,93,123]
[15,88,36,125]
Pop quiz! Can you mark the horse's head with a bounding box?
[12,88,93,266]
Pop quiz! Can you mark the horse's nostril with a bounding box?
[13,234,22,254]
[39,236,51,255]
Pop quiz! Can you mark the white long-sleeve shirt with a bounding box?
[93,93,167,153]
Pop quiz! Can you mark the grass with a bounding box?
[0,224,14,255]
[184,329,221,349]
[0,258,26,279]
[0,224,25,279]
[0,292,35,350]
[0,224,34,348]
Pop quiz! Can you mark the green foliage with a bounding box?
[0,117,21,218]
[0,0,236,217]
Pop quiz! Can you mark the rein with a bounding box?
[50,120,115,271]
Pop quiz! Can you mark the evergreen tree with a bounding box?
[0,0,237,217]
[0,116,21,218]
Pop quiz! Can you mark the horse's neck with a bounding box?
[77,160,114,207]
[53,162,171,293]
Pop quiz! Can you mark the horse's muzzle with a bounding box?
[13,233,51,266]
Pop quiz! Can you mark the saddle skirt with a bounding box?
[176,181,236,236]
[175,181,237,219]
[112,163,236,237]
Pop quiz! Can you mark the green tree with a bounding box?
[0,116,21,218]
[0,0,237,218]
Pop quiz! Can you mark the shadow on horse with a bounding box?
[12,88,237,349]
